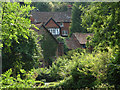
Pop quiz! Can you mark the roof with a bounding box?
[66,38,80,49]
[73,33,93,44]
[31,11,71,23]
[66,33,93,49]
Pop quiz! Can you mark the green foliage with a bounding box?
[31,2,69,12]
[2,30,42,72]
[43,49,113,88]
[35,57,69,82]
[2,2,33,49]
[70,2,88,36]
[57,36,69,54]
[2,2,42,72]
[81,2,120,50]
[41,32,58,66]
[66,48,84,59]
[31,2,51,12]
[35,68,51,82]
[81,2,120,88]
[51,2,68,12]
[1,68,44,88]
[107,51,120,89]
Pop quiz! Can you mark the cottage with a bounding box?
[66,33,93,50]
[30,9,71,37]
[31,24,64,57]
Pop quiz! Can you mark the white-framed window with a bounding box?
[60,23,64,27]
[34,19,37,23]
[62,30,68,36]
[48,28,60,35]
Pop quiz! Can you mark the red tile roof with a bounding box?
[73,33,93,44]
[66,33,93,49]
[66,38,81,49]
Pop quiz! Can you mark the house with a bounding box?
[66,33,93,50]
[30,9,71,37]
[31,24,64,57]
[44,18,61,38]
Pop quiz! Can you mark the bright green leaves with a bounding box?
[81,2,120,51]
[2,2,33,50]
[2,2,42,73]
[2,68,43,88]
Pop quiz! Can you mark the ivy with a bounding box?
[41,31,58,66]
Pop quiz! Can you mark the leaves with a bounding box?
[2,2,32,49]
[81,2,120,50]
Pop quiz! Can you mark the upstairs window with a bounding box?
[60,23,64,27]
[48,28,60,35]
[62,30,68,36]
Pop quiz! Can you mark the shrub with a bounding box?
[1,68,44,88]
[58,50,112,88]
[57,36,69,54]
[107,51,120,89]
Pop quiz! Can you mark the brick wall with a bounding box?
[57,22,70,35]
[58,43,64,56]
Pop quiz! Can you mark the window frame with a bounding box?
[48,28,60,35]
[60,23,64,27]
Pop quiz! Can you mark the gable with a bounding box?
[45,18,60,28]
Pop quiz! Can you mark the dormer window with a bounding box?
[60,23,64,27]
[34,19,37,23]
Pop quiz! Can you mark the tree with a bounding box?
[81,2,120,89]
[31,2,51,12]
[70,2,88,36]
[81,2,120,51]
[51,2,68,12]
[31,2,69,12]
[2,2,42,73]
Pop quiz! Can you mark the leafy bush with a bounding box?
[35,68,51,82]
[1,68,44,88]
[35,57,69,82]
[34,48,113,89]
[2,2,42,73]
[46,49,112,88]
[107,51,120,89]
[57,36,69,54]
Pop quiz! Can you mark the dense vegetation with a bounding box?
[1,2,43,88]
[41,27,58,66]
[31,2,72,12]
[70,2,88,35]
[1,2,120,89]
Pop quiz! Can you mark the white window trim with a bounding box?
[60,23,64,27]
[48,28,60,35]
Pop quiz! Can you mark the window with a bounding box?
[62,30,68,36]
[52,29,56,35]
[60,23,64,27]
[48,28,60,35]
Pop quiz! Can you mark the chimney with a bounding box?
[67,4,72,12]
